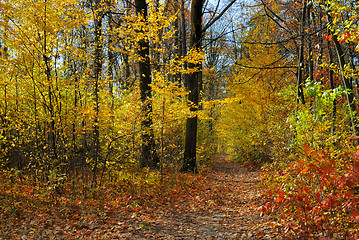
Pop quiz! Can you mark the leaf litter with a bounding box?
[0,155,281,239]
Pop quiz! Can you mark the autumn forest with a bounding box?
[1,0,359,238]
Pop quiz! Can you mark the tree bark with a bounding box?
[181,0,203,173]
[296,0,307,104]
[92,0,103,185]
[135,0,159,168]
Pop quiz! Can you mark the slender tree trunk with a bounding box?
[135,0,159,168]
[181,0,188,87]
[72,75,78,159]
[326,11,358,135]
[43,0,58,161]
[107,0,115,128]
[327,38,336,136]
[296,0,307,104]
[181,0,203,173]
[174,1,181,84]
[92,0,103,185]
[307,5,313,85]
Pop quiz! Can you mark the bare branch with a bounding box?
[203,0,237,33]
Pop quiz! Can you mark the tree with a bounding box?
[181,0,238,172]
[91,0,104,184]
[135,0,159,168]
[181,0,203,173]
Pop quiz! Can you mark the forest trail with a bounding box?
[126,155,278,239]
[1,155,280,239]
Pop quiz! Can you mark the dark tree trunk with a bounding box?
[296,0,307,104]
[92,0,103,185]
[43,0,58,161]
[181,0,203,173]
[307,5,313,85]
[135,0,159,168]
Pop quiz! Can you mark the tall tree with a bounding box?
[181,0,203,173]
[181,0,236,172]
[135,0,159,168]
[91,0,104,184]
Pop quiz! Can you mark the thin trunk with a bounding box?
[72,71,79,167]
[297,0,307,104]
[174,2,181,84]
[328,38,336,136]
[107,0,115,127]
[326,11,357,135]
[181,0,188,87]
[307,5,313,85]
[92,0,103,185]
[44,0,58,160]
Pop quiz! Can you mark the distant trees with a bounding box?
[216,0,359,164]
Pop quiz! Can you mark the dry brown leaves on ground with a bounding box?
[0,155,282,239]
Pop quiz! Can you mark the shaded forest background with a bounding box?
[1,0,359,238]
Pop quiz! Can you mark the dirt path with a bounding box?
[125,155,278,239]
[1,155,280,239]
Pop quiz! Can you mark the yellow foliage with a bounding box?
[216,5,295,163]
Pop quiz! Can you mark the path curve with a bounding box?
[128,155,277,239]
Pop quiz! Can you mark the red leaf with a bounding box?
[322,198,330,208]
[355,216,359,224]
[278,189,285,197]
[322,34,332,41]
[349,136,359,141]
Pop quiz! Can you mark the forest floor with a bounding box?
[0,155,282,239]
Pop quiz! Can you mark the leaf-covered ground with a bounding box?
[0,156,281,239]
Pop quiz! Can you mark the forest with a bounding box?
[1,0,359,238]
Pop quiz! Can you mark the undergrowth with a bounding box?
[0,167,205,231]
[261,142,359,239]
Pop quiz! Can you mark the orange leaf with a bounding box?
[355,216,359,224]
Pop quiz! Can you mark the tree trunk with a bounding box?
[43,0,58,160]
[92,0,103,185]
[174,1,181,84]
[326,11,358,135]
[296,0,307,104]
[327,38,336,136]
[135,0,159,168]
[181,0,188,87]
[181,0,203,173]
[107,0,115,128]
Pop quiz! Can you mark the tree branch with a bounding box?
[203,0,237,33]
